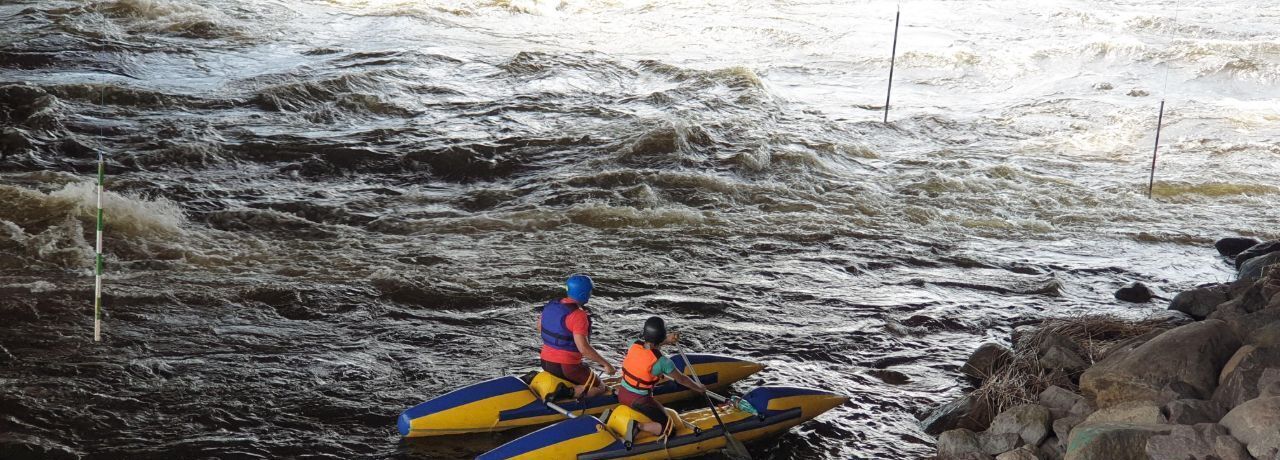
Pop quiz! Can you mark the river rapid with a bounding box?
[2,0,1278,458]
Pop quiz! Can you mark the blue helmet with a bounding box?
[566,274,593,304]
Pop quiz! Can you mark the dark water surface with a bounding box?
[2,0,1278,458]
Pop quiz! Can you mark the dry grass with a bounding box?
[969,314,1173,420]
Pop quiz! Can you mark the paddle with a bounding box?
[676,347,752,460]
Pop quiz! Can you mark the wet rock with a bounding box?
[1039,386,1091,419]
[1218,237,1262,258]
[1164,399,1227,425]
[922,394,993,435]
[1052,416,1083,451]
[1083,401,1167,425]
[1039,345,1088,372]
[1214,346,1280,409]
[1170,284,1232,320]
[1080,320,1241,407]
[995,445,1040,460]
[1064,422,1173,460]
[1127,88,1149,97]
[1219,396,1280,458]
[1145,423,1251,460]
[963,343,1013,382]
[1092,82,1114,91]
[1240,252,1280,280]
[989,404,1052,446]
[1236,240,1280,269]
[979,431,1022,455]
[1250,321,1280,347]
[1114,282,1154,303]
[938,428,987,460]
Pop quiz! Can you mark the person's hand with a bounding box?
[603,363,617,376]
[694,382,707,394]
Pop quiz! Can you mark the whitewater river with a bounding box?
[2,0,1278,458]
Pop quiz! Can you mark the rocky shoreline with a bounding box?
[925,238,1280,460]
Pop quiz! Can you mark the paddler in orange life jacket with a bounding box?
[618,316,706,436]
[537,274,615,399]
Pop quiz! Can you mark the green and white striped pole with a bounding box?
[94,152,104,342]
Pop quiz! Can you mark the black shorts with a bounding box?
[541,359,592,386]
[617,389,669,426]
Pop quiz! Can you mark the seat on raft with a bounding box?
[601,404,689,444]
[528,371,576,401]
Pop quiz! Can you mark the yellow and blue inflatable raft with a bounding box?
[397,353,764,437]
[475,386,848,459]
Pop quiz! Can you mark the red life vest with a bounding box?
[621,341,662,393]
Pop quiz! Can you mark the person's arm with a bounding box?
[574,334,616,375]
[665,370,706,393]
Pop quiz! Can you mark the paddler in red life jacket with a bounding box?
[618,316,706,436]
[537,274,615,399]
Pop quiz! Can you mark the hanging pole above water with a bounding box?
[883,4,901,123]
[94,152,105,342]
[1147,99,1165,199]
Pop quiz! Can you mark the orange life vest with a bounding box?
[621,340,662,393]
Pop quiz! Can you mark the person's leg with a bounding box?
[630,395,670,437]
[562,362,606,398]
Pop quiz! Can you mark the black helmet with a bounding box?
[642,316,666,344]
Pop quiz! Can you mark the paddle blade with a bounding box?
[723,432,752,460]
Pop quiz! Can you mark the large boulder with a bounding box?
[1164,399,1227,425]
[979,431,1022,456]
[1083,401,1167,425]
[938,428,989,460]
[995,445,1040,460]
[1241,252,1280,280]
[1065,422,1173,460]
[1080,320,1241,408]
[988,404,1052,446]
[1169,284,1231,320]
[963,343,1013,382]
[1039,344,1088,372]
[1236,240,1280,269]
[1250,321,1280,347]
[1115,282,1154,303]
[1214,346,1280,408]
[922,394,993,435]
[1218,237,1262,258]
[1220,396,1280,458]
[1145,423,1252,460]
[1052,416,1083,451]
[1039,386,1092,419]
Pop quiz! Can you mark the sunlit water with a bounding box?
[1,0,1278,458]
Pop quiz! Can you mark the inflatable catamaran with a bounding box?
[476,386,849,459]
[397,353,764,437]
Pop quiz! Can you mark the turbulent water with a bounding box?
[2,0,1278,458]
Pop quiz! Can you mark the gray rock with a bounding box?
[1261,369,1280,397]
[1218,237,1263,258]
[1080,320,1241,408]
[995,445,1040,460]
[1169,284,1231,320]
[1038,435,1065,460]
[1236,240,1280,269]
[1064,422,1173,460]
[922,394,993,435]
[1251,321,1280,347]
[1220,396,1280,459]
[1052,416,1083,451]
[1214,346,1280,408]
[979,431,1022,456]
[1221,308,1280,345]
[1115,282,1154,303]
[1039,345,1088,372]
[938,428,986,460]
[1241,252,1280,280]
[963,343,1013,382]
[1083,400,1167,425]
[989,404,1052,446]
[1039,386,1090,419]
[1164,399,1227,425]
[1145,423,1250,460]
